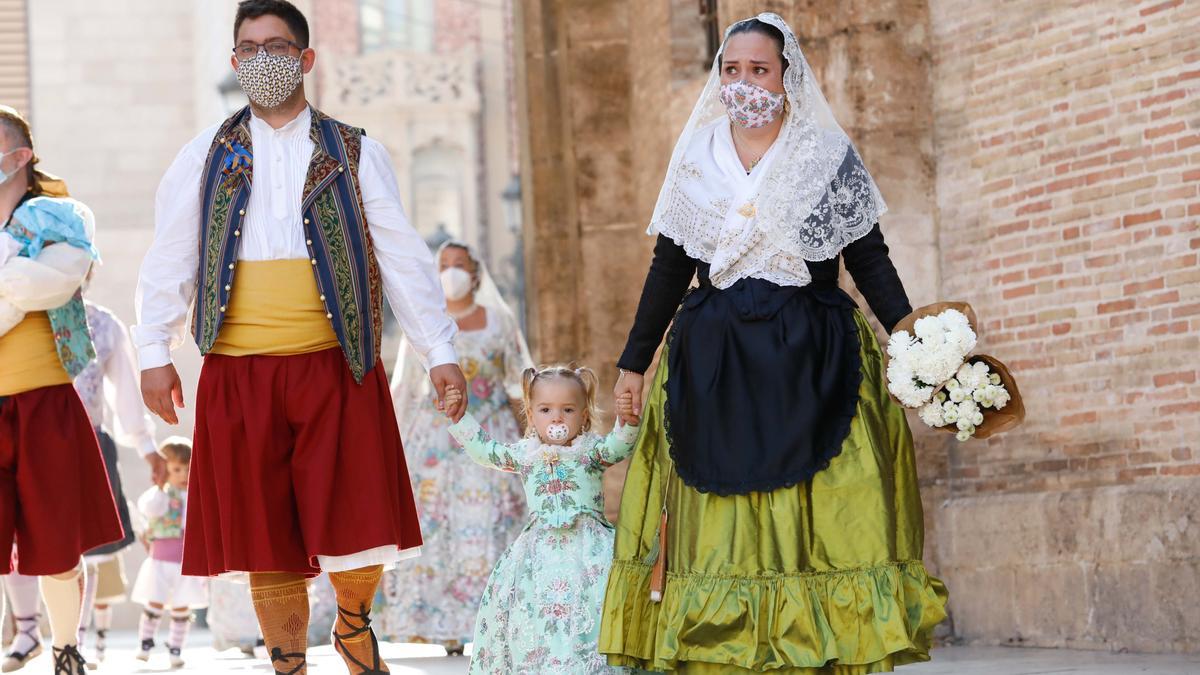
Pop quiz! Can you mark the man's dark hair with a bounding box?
[234,0,310,48]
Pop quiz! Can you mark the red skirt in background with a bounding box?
[183,347,423,577]
[0,384,123,575]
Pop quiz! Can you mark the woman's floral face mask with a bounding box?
[719,80,786,129]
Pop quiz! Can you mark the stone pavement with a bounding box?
[13,631,1200,674]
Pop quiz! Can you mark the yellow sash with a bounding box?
[0,312,72,396]
[210,259,340,357]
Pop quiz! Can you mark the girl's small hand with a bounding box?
[439,385,465,418]
[614,370,644,425]
[616,392,635,421]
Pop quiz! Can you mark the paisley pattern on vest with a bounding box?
[193,106,383,383]
[47,292,94,378]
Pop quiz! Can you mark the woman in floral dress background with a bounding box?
[376,241,532,654]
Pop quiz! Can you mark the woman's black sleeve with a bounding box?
[616,234,697,373]
[842,223,913,332]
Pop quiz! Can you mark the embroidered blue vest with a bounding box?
[193,107,384,383]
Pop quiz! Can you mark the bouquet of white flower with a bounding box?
[917,359,1014,441]
[885,302,1025,441]
[885,306,977,408]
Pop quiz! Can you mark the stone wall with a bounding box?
[515,0,1200,654]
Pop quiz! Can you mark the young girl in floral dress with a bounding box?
[441,366,640,674]
[379,241,530,653]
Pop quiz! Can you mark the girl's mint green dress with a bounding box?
[448,413,640,674]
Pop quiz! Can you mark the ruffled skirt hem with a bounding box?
[600,559,947,673]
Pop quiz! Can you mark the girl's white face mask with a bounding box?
[440,267,474,301]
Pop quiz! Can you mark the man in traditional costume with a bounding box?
[135,3,466,673]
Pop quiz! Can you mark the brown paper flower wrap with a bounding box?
[934,354,1025,439]
[885,302,1025,439]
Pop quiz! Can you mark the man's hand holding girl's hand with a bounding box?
[439,384,465,420]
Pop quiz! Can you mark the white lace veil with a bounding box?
[649,12,888,289]
[389,240,534,431]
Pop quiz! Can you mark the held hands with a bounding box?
[614,369,644,426]
[144,453,168,488]
[616,392,635,423]
[440,385,465,420]
[141,363,184,425]
[431,363,468,422]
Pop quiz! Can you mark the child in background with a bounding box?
[441,366,640,673]
[130,438,208,669]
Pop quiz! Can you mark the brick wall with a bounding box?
[931,0,1198,496]
[928,0,1200,651]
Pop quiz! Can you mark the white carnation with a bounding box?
[945,323,977,354]
[956,416,975,431]
[956,363,974,382]
[913,351,954,386]
[958,400,978,418]
[993,388,1011,409]
[940,309,970,330]
[956,429,973,442]
[913,315,943,341]
[942,402,959,423]
[887,331,916,359]
[918,401,946,428]
[887,361,932,408]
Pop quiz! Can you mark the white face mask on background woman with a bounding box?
[440,267,474,302]
[0,149,21,184]
[235,52,304,109]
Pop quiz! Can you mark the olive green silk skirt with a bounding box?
[599,311,948,673]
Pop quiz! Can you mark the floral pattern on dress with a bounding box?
[376,307,531,644]
[145,486,186,541]
[73,303,118,423]
[447,413,640,674]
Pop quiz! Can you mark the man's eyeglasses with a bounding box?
[233,39,303,61]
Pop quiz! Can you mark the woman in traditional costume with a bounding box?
[601,14,948,674]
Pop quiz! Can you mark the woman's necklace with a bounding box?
[449,303,478,320]
[734,137,766,174]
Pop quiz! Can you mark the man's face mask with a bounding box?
[235,52,304,109]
